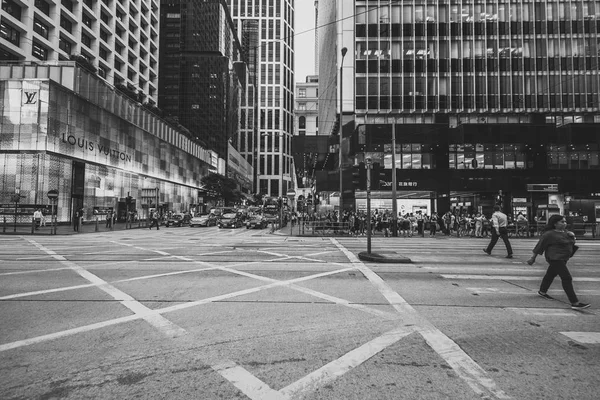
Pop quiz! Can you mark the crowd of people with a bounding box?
[293,209,531,238]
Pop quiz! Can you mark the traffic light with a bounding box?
[352,162,367,190]
[370,162,382,190]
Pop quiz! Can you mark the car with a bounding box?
[165,213,188,227]
[218,212,244,228]
[246,215,267,229]
[189,214,218,227]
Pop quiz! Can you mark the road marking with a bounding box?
[560,332,600,344]
[24,238,187,339]
[441,275,600,281]
[0,267,72,276]
[331,238,513,400]
[505,308,578,317]
[467,288,600,296]
[279,326,414,399]
[212,360,284,400]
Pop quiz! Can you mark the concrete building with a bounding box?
[0,0,160,104]
[317,0,600,224]
[227,0,295,198]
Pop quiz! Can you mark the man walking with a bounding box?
[483,205,513,258]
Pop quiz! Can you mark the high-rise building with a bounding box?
[0,0,160,104]
[227,0,295,198]
[158,0,246,163]
[318,1,600,221]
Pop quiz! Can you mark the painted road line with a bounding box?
[279,326,414,399]
[331,238,513,400]
[441,275,600,281]
[0,266,72,276]
[212,360,284,400]
[505,308,578,317]
[467,288,600,296]
[560,332,600,344]
[25,238,187,339]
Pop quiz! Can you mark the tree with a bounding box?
[200,173,243,206]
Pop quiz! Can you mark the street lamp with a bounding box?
[338,46,348,222]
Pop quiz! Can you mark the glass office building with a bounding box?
[0,63,214,224]
[316,1,600,220]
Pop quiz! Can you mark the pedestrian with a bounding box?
[474,212,484,237]
[527,214,590,310]
[73,209,79,231]
[33,209,42,230]
[149,210,160,230]
[483,205,513,258]
[105,211,112,228]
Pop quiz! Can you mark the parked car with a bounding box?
[218,212,244,228]
[189,214,218,227]
[165,213,188,227]
[246,215,267,229]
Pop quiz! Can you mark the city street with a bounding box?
[1,228,599,399]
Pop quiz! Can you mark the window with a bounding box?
[58,35,72,53]
[547,144,600,169]
[81,33,92,48]
[61,0,73,13]
[82,14,92,29]
[34,0,50,16]
[2,0,22,20]
[0,19,19,45]
[60,14,72,33]
[32,40,48,60]
[34,18,50,39]
[298,88,306,97]
[449,143,527,169]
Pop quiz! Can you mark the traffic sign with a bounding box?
[47,190,59,199]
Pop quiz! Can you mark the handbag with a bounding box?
[571,245,579,257]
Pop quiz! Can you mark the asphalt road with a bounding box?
[1,227,599,399]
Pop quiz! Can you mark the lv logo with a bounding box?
[24,92,37,105]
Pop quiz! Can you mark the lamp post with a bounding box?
[338,47,348,222]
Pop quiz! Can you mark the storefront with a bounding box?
[0,66,216,224]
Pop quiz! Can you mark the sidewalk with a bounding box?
[0,219,149,236]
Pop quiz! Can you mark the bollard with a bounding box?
[95,216,99,232]
[3,216,5,233]
[31,217,35,234]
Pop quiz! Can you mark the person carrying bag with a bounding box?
[527,215,589,310]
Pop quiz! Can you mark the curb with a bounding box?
[358,251,412,264]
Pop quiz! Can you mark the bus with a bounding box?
[262,197,280,223]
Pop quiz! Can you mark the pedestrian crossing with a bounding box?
[337,236,600,345]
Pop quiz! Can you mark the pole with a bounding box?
[366,158,373,254]
[391,122,398,237]
[338,47,347,222]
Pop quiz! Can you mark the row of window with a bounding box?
[356,57,599,74]
[356,3,600,25]
[356,94,597,110]
[356,75,599,98]
[368,144,600,170]
[356,20,600,37]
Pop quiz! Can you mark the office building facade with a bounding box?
[158,0,247,168]
[228,0,295,198]
[318,0,600,222]
[1,0,160,104]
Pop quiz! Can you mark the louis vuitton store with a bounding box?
[0,63,216,224]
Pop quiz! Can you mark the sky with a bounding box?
[294,0,317,82]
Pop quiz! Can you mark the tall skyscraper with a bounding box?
[0,0,160,104]
[318,1,600,220]
[158,0,246,162]
[227,0,295,198]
